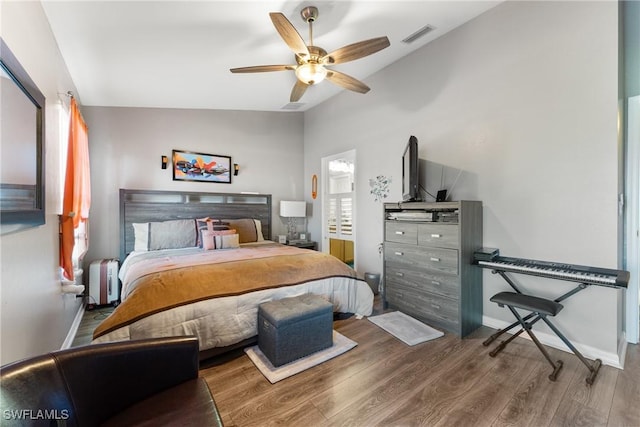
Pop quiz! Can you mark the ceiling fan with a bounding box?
[230,6,390,102]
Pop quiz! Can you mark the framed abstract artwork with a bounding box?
[172,150,232,183]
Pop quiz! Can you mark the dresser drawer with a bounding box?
[385,264,459,299]
[385,284,459,331]
[385,242,458,275]
[385,221,418,245]
[418,223,459,249]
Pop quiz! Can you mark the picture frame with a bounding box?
[172,150,231,183]
[278,235,287,244]
[299,233,307,241]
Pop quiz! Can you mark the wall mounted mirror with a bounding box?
[0,37,46,235]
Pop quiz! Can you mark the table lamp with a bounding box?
[280,201,306,242]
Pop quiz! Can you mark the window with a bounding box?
[59,97,90,281]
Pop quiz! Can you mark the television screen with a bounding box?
[402,136,420,202]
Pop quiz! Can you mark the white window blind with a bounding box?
[340,197,353,235]
[326,195,353,239]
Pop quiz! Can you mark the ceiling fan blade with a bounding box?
[269,12,310,57]
[230,65,296,73]
[322,36,390,65]
[290,80,309,102]
[325,70,370,94]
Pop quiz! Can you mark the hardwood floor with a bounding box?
[72,300,639,426]
[200,302,639,427]
[71,305,114,347]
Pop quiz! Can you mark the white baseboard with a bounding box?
[60,303,86,350]
[482,315,623,369]
[617,333,628,369]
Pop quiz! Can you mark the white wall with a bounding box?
[82,107,305,263]
[0,1,81,364]
[305,1,622,362]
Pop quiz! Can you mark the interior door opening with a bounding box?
[329,238,354,268]
[322,150,356,269]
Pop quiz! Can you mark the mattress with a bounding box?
[92,242,373,352]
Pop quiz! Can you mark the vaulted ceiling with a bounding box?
[42,1,501,112]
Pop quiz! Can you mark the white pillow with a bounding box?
[215,233,240,249]
[133,223,149,251]
[253,219,265,241]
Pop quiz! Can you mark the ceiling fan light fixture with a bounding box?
[231,7,390,101]
[295,62,327,85]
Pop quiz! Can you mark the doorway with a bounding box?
[322,150,356,269]
[330,238,354,268]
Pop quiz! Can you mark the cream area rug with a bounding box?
[244,330,357,384]
[368,311,443,346]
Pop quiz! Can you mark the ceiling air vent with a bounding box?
[402,24,435,44]
[281,102,305,110]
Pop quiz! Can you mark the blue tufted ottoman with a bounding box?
[258,294,333,367]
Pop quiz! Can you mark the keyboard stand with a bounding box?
[484,270,602,385]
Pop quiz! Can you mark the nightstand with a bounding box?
[288,241,317,250]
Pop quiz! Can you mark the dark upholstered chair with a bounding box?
[0,336,223,426]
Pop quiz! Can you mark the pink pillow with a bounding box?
[201,230,216,250]
[201,229,237,251]
[196,218,231,248]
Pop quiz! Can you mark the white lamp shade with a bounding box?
[280,201,306,217]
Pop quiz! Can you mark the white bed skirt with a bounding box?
[93,276,373,352]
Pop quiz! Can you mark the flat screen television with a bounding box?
[402,135,420,202]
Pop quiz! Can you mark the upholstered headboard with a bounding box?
[119,189,271,261]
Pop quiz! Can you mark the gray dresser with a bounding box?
[382,200,483,337]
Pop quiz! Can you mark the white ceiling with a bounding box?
[41,1,501,112]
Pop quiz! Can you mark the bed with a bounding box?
[91,189,374,358]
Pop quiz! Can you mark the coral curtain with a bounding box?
[60,98,91,280]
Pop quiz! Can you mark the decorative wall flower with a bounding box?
[369,175,391,202]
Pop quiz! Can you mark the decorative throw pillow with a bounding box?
[196,218,231,248]
[201,230,216,250]
[212,229,236,236]
[222,218,259,243]
[214,233,240,249]
[199,225,236,251]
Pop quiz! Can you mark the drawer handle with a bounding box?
[431,303,441,310]
[431,234,441,238]
[395,231,405,235]
[395,251,404,256]
[431,280,441,286]
[396,272,404,277]
[430,257,440,262]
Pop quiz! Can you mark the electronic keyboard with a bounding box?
[475,255,629,289]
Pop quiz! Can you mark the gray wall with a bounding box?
[304,1,623,363]
[82,107,305,264]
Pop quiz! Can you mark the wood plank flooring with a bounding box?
[71,306,114,347]
[73,300,639,426]
[199,300,639,427]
